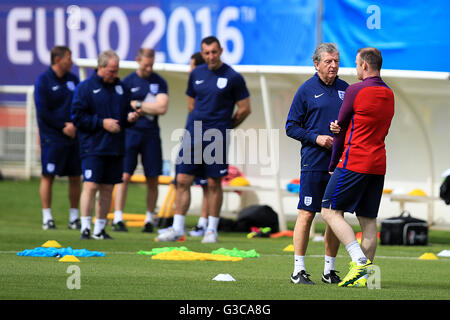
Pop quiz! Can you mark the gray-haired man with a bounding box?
[286,43,349,284]
[71,50,139,240]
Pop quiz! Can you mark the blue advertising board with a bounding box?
[322,0,450,72]
[1,0,449,91]
[0,0,318,87]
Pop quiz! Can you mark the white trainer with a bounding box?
[158,226,186,235]
[157,227,170,234]
[189,225,206,237]
[201,229,218,243]
[155,227,184,242]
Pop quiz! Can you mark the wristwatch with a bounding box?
[135,101,142,110]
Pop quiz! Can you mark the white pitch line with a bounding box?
[3,250,448,261]
[273,254,432,261]
[269,253,449,261]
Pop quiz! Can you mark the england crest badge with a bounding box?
[149,83,159,94]
[338,90,345,100]
[66,81,75,91]
[217,77,228,89]
[84,169,92,179]
[304,196,312,206]
[46,163,55,173]
[115,85,123,95]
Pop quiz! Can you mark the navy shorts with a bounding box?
[321,167,384,218]
[173,164,209,186]
[123,131,162,177]
[81,155,123,184]
[41,143,81,177]
[298,171,331,213]
[175,129,228,178]
[176,159,228,179]
[194,177,208,186]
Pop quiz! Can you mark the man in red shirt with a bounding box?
[321,47,395,287]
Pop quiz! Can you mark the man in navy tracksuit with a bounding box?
[156,36,251,244]
[286,43,349,285]
[112,48,169,233]
[71,50,139,240]
[34,46,81,231]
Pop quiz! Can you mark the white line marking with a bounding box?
[3,251,448,261]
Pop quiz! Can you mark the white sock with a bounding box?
[81,216,91,232]
[69,208,79,223]
[93,218,107,235]
[197,217,208,228]
[294,255,306,274]
[145,211,155,224]
[345,240,368,265]
[42,208,53,224]
[113,210,123,224]
[206,216,220,232]
[172,214,185,234]
[324,255,336,275]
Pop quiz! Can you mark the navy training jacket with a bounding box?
[34,67,79,146]
[71,72,133,158]
[286,73,349,172]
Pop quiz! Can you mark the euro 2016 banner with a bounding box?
[1,0,318,86]
[1,0,449,88]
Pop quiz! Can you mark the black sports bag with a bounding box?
[380,211,428,245]
[440,175,450,205]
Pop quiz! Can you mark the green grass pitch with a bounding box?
[0,178,449,302]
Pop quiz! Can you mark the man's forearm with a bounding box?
[232,109,250,128]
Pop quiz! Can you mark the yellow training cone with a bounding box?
[59,255,80,262]
[419,253,438,260]
[409,189,427,196]
[42,240,62,248]
[229,177,250,187]
[283,244,294,252]
[356,232,362,244]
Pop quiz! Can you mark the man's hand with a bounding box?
[187,96,195,113]
[330,120,341,135]
[316,135,333,149]
[127,111,139,123]
[62,122,77,139]
[232,97,251,128]
[103,118,121,133]
[129,100,143,116]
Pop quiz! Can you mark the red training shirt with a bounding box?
[329,76,395,175]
